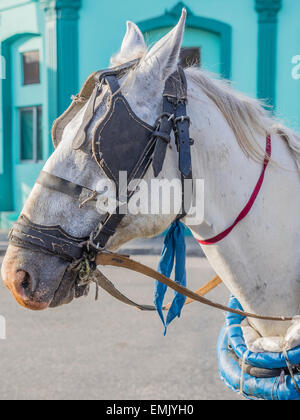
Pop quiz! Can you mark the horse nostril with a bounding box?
[16,270,32,294]
[21,274,30,290]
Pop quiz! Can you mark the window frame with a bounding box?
[180,47,201,68]
[19,105,43,163]
[21,50,41,86]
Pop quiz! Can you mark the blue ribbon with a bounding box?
[154,220,187,335]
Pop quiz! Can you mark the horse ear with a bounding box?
[121,21,146,54]
[110,21,146,67]
[140,9,186,80]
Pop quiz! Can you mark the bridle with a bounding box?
[8,59,294,323]
[9,60,193,274]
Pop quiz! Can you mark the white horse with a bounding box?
[3,10,300,344]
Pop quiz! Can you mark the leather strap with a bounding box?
[95,251,293,322]
[90,213,126,250]
[152,66,193,220]
[93,268,222,312]
[152,99,177,177]
[152,66,192,178]
[164,275,222,310]
[36,171,97,201]
[94,59,140,86]
[175,105,192,177]
[93,269,157,311]
[9,215,87,262]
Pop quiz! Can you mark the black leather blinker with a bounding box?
[92,83,154,190]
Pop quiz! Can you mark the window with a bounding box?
[180,47,201,68]
[20,107,43,162]
[22,51,40,85]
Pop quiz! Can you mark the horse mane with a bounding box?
[185,67,300,164]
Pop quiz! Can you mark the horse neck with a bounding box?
[187,89,266,239]
[186,90,300,337]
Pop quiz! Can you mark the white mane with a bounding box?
[185,67,300,165]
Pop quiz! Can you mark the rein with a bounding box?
[94,251,293,322]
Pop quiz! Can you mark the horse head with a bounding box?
[1,11,188,310]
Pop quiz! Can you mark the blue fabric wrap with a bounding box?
[226,295,300,369]
[154,220,187,335]
[217,326,300,400]
[217,296,300,400]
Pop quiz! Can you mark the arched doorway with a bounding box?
[138,2,232,79]
[144,26,222,75]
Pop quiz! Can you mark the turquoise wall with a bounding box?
[0,0,44,222]
[78,0,300,129]
[78,0,257,96]
[11,35,46,211]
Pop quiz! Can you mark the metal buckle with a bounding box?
[174,115,191,126]
[88,230,105,251]
[155,112,175,127]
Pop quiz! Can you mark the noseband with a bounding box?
[9,59,193,264]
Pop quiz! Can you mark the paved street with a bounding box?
[0,253,242,400]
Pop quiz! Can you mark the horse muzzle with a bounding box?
[1,242,89,311]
